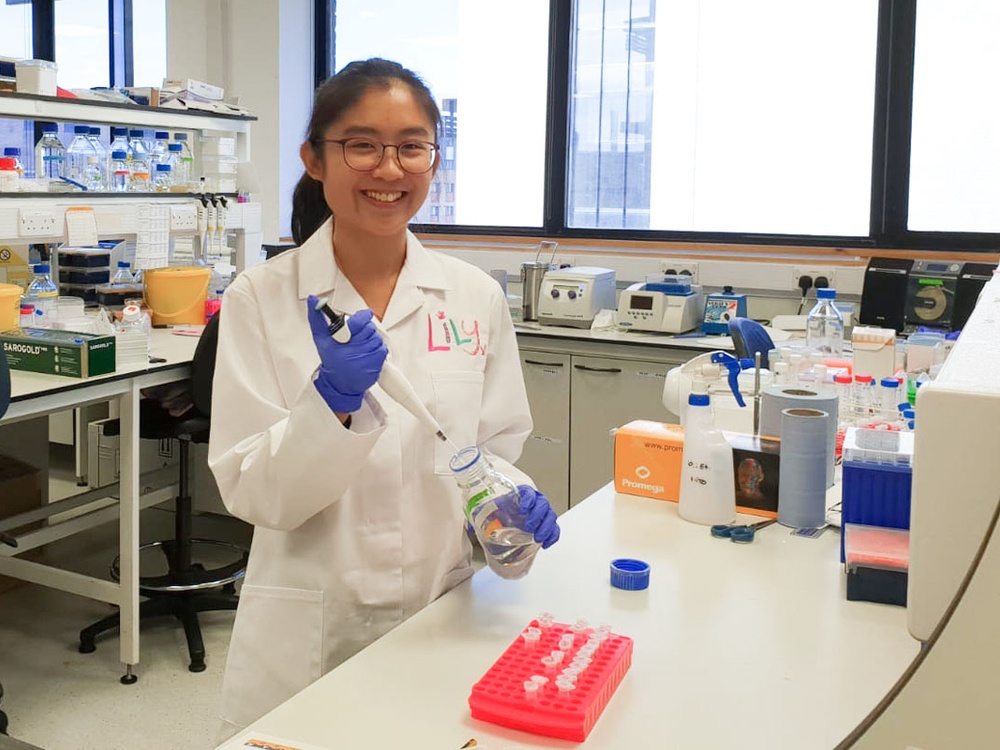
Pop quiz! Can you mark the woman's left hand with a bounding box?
[516,485,560,549]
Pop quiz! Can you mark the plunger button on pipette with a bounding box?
[314,297,351,343]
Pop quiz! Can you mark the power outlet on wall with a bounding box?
[659,260,699,284]
[18,208,61,238]
[793,266,837,291]
[170,204,199,232]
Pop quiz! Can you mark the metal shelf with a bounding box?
[0,91,254,132]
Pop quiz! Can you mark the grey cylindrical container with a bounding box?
[777,407,830,529]
[521,261,552,322]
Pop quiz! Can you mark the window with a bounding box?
[908,0,1000,233]
[55,0,110,89]
[132,0,167,87]
[568,0,879,235]
[0,2,31,59]
[332,1,550,227]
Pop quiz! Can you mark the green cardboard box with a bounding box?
[1,328,116,378]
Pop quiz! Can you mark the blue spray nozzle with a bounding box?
[710,351,746,408]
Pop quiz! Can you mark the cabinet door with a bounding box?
[569,355,676,504]
[516,352,571,515]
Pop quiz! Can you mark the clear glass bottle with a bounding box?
[127,129,150,191]
[65,125,94,186]
[24,263,59,327]
[450,446,540,580]
[678,392,736,525]
[150,130,170,166]
[172,132,195,187]
[111,149,130,193]
[112,260,134,285]
[153,163,173,192]
[86,127,107,191]
[166,142,186,188]
[109,126,130,157]
[34,123,66,181]
[805,288,844,356]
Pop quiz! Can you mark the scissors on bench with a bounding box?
[711,518,777,544]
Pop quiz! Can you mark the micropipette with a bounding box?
[315,298,459,449]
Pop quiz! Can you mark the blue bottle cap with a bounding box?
[880,377,900,388]
[74,125,90,134]
[129,129,144,137]
[167,143,182,152]
[817,288,837,299]
[111,150,127,159]
[111,126,128,137]
[174,133,188,141]
[88,127,101,135]
[117,261,130,268]
[42,123,58,133]
[156,163,171,172]
[33,264,50,274]
[3,147,20,157]
[155,131,169,139]
[610,558,650,590]
[688,393,709,407]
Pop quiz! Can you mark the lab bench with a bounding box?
[514,322,731,512]
[216,484,918,750]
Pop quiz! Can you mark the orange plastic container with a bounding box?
[0,283,22,331]
[143,266,210,326]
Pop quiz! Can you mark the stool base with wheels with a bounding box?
[77,429,248,679]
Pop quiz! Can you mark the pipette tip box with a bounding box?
[468,618,633,742]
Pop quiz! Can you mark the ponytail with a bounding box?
[291,172,331,246]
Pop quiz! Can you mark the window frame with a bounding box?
[319,1,991,254]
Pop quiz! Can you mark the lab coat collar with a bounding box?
[296,220,451,330]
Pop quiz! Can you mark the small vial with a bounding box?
[19,303,35,328]
[523,680,541,699]
[537,612,556,629]
[572,618,590,634]
[555,678,576,694]
[558,634,574,651]
[834,372,853,423]
[521,628,541,649]
[529,675,548,686]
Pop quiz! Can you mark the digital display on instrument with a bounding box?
[927,263,949,272]
[629,295,654,310]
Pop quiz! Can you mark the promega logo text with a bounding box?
[620,476,665,494]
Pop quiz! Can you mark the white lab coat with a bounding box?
[209,219,533,733]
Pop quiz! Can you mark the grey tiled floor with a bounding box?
[0,447,251,750]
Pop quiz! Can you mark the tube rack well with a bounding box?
[468,618,633,742]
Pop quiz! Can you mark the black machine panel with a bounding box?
[859,258,912,332]
[905,259,963,330]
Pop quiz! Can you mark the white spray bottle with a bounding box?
[678,379,736,526]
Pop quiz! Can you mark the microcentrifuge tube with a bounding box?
[559,634,575,650]
[572,618,590,634]
[523,680,540,698]
[529,675,549,686]
[537,612,556,628]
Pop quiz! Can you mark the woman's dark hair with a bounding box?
[291,58,441,246]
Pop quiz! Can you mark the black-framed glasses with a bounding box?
[313,137,440,174]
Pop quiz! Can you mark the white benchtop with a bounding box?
[219,485,919,750]
[515,320,733,352]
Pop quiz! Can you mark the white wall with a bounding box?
[165,0,313,244]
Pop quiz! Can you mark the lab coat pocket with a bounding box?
[431,370,485,474]
[220,584,324,730]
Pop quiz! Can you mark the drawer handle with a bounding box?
[524,359,565,367]
[573,364,623,373]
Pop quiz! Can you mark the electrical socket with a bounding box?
[793,266,836,291]
[18,208,61,238]
[170,204,199,232]
[659,260,699,284]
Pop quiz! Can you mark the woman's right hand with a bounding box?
[307,295,388,413]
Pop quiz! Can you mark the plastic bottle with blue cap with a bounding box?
[678,382,736,526]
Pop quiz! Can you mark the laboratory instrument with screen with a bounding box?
[616,273,705,334]
[536,266,616,328]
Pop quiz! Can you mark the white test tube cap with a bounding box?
[537,612,556,628]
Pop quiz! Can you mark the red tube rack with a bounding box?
[468,619,633,742]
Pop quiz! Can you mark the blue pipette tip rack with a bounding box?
[610,558,650,590]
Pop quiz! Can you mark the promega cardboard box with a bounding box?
[614,420,780,518]
[0,454,43,594]
[613,420,685,501]
[1,328,116,378]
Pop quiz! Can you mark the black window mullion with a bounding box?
[31,0,55,62]
[870,0,917,248]
[543,0,572,235]
[315,0,335,87]
[109,0,134,89]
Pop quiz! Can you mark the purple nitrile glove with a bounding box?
[515,485,560,549]
[307,295,387,414]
